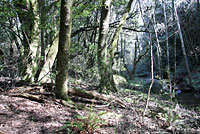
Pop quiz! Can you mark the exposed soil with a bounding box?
[0,81,200,134]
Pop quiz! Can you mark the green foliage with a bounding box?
[112,0,127,7]
[164,107,179,127]
[59,111,107,134]
[0,64,4,72]
[72,0,100,20]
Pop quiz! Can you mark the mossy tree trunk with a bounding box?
[38,34,59,83]
[55,0,73,99]
[25,0,41,82]
[108,0,134,84]
[98,0,134,92]
[97,0,114,92]
[14,0,41,82]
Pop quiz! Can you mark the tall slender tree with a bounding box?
[153,1,162,78]
[163,0,172,93]
[174,1,193,87]
[172,0,177,90]
[143,33,154,117]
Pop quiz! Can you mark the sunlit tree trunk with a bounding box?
[25,0,41,82]
[38,34,59,83]
[14,0,42,82]
[37,1,60,83]
[15,0,41,82]
[55,0,73,99]
[153,1,162,78]
[97,0,114,92]
[174,2,193,87]
[143,33,154,117]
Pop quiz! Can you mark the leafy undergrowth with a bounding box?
[0,77,200,134]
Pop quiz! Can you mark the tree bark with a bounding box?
[153,1,162,78]
[109,0,134,81]
[38,34,59,83]
[163,0,172,93]
[34,0,46,81]
[143,34,154,117]
[55,0,73,99]
[172,0,177,91]
[174,3,193,87]
[97,0,114,92]
[21,0,41,82]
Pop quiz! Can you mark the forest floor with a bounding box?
[0,78,200,134]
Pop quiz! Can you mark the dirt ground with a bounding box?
[0,83,200,134]
[0,86,142,134]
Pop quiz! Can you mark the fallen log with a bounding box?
[11,93,44,103]
[10,84,128,108]
[68,88,127,108]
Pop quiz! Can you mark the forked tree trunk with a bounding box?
[130,41,149,80]
[55,0,73,99]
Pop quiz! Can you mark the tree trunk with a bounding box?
[34,0,46,81]
[109,0,134,81]
[97,0,114,92]
[163,0,172,93]
[23,0,41,82]
[172,0,177,91]
[38,34,59,83]
[195,0,200,64]
[174,3,193,87]
[143,33,154,117]
[153,1,162,78]
[14,0,42,82]
[55,0,73,99]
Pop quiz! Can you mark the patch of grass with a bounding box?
[59,101,108,134]
[59,111,107,134]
